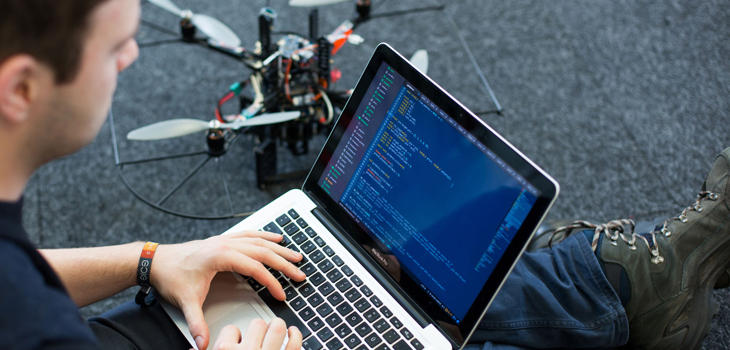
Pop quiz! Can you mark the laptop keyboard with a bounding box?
[243,209,424,350]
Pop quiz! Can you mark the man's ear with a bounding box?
[0,55,48,124]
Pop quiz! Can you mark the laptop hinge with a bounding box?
[310,207,431,328]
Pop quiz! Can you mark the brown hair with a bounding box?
[0,0,111,84]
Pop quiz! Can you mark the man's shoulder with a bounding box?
[0,240,98,350]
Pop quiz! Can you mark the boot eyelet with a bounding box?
[652,255,665,264]
[629,244,637,251]
[710,193,719,200]
[664,231,672,237]
[694,204,703,212]
[610,240,618,246]
[680,215,688,223]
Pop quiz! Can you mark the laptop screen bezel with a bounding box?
[303,43,558,348]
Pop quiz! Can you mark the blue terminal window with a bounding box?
[318,63,537,322]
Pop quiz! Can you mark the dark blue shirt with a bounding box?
[0,199,98,350]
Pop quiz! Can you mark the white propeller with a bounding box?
[127,112,301,141]
[289,0,350,7]
[147,0,242,47]
[410,50,429,75]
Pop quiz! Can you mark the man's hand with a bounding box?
[151,230,306,350]
[210,319,302,350]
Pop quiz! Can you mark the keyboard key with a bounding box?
[296,256,308,267]
[371,296,383,308]
[302,337,322,350]
[350,275,363,287]
[381,306,392,318]
[291,276,306,287]
[296,218,309,228]
[300,283,316,297]
[400,327,413,340]
[383,329,400,344]
[332,255,344,266]
[301,241,317,254]
[341,265,354,277]
[269,269,281,278]
[290,297,307,311]
[247,278,264,291]
[305,227,318,238]
[314,236,326,247]
[285,287,298,301]
[276,214,291,227]
[335,324,352,338]
[355,346,368,350]
[284,223,299,235]
[325,313,343,328]
[277,277,289,288]
[293,232,309,245]
[326,338,344,350]
[308,317,325,332]
[308,293,325,307]
[310,272,326,286]
[394,340,413,350]
[391,317,403,329]
[317,259,334,273]
[318,282,335,296]
[344,289,361,302]
[323,246,335,257]
[301,263,317,276]
[317,328,334,342]
[310,250,325,264]
[280,235,291,246]
[326,269,343,283]
[263,222,282,234]
[355,323,372,337]
[364,333,382,347]
[373,319,390,334]
[354,299,371,313]
[289,244,301,253]
[360,286,372,297]
[410,339,424,350]
[336,302,354,316]
[374,345,390,350]
[336,279,353,293]
[316,303,334,317]
[258,288,311,340]
[364,309,381,323]
[343,335,362,349]
[299,307,316,321]
[327,292,344,306]
[345,312,363,326]
[288,209,300,219]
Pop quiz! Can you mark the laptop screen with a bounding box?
[315,61,539,324]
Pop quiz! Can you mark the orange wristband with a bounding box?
[137,242,158,286]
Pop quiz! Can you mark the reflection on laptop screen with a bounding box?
[317,62,540,324]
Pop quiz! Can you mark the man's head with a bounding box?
[0,0,139,175]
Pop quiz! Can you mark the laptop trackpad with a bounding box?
[208,302,263,341]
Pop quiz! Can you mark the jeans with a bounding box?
[89,234,629,349]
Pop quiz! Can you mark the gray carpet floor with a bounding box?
[21,0,730,348]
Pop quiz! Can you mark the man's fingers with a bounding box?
[241,318,269,348]
[232,243,305,282]
[226,251,286,300]
[226,230,282,242]
[284,326,303,350]
[181,300,210,350]
[212,325,242,350]
[261,318,288,350]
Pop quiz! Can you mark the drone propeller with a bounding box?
[147,0,242,48]
[409,50,429,75]
[127,111,301,141]
[289,0,350,7]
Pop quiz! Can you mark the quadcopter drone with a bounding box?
[112,0,501,219]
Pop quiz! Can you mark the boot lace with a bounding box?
[548,191,719,264]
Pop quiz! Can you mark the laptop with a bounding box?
[160,43,560,350]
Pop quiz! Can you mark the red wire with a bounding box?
[215,91,235,122]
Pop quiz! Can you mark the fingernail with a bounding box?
[195,336,204,350]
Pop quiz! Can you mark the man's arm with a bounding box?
[40,242,144,307]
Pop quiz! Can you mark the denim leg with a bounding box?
[468,233,629,349]
[88,298,191,350]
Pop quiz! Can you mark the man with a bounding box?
[0,0,304,349]
[2,0,729,350]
